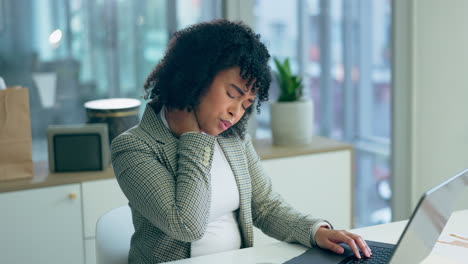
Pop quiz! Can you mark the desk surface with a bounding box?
[165,210,468,264]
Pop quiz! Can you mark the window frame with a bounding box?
[251,0,393,227]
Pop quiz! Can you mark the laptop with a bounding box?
[285,168,468,264]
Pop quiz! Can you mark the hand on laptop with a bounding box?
[315,228,372,259]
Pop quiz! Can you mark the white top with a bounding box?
[160,107,242,257]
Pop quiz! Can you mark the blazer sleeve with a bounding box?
[243,134,333,247]
[111,131,216,242]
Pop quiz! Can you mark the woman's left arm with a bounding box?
[243,135,327,246]
[244,135,371,259]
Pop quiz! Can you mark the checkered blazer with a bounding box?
[111,104,329,264]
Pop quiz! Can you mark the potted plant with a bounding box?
[270,57,313,145]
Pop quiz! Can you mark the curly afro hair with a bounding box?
[144,19,271,139]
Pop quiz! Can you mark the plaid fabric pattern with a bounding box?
[111,104,329,263]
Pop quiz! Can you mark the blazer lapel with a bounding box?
[217,136,253,248]
[139,104,179,175]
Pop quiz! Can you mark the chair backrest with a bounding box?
[95,205,134,264]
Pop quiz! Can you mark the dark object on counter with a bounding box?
[47,123,109,172]
[84,98,141,143]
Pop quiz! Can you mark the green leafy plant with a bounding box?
[273,57,303,102]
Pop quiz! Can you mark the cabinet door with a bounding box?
[254,150,352,246]
[84,238,96,264]
[0,184,84,264]
[82,178,128,239]
[82,179,128,264]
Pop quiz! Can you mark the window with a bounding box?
[0,0,221,161]
[254,0,392,227]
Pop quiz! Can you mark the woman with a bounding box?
[111,19,371,263]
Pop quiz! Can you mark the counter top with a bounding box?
[0,162,115,193]
[0,136,352,193]
[254,136,352,160]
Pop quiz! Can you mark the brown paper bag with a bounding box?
[0,86,33,181]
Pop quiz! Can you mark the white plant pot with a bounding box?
[270,99,313,145]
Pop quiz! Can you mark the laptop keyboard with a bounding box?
[339,245,394,264]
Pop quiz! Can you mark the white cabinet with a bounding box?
[82,179,128,264]
[84,239,96,264]
[0,178,127,264]
[253,150,352,246]
[82,179,128,239]
[0,184,84,264]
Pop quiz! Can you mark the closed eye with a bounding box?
[227,92,250,110]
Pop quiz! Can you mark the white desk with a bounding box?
[165,210,468,264]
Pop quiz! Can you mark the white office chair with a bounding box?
[96,205,134,264]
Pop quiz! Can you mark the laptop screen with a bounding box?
[390,169,468,263]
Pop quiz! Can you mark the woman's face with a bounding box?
[195,67,256,136]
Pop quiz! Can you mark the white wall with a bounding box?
[393,0,468,219]
[411,0,468,206]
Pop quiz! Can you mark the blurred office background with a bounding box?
[1,0,467,229]
[0,0,397,228]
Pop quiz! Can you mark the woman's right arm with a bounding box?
[111,131,216,242]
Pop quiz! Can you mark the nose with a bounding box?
[228,103,243,119]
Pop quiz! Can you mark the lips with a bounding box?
[220,120,232,130]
